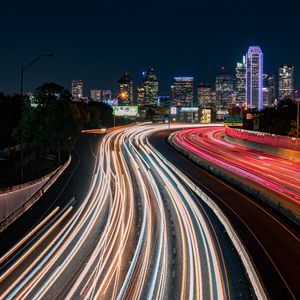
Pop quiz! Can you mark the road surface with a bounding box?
[0,124,255,299]
[150,128,300,300]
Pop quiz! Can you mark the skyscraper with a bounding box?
[235,56,246,105]
[197,83,216,109]
[72,80,83,100]
[266,75,276,104]
[246,46,263,111]
[118,72,133,105]
[137,87,145,106]
[90,89,101,101]
[143,67,158,106]
[215,75,234,110]
[278,65,294,100]
[172,77,194,106]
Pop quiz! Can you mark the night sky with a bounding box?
[1,0,299,96]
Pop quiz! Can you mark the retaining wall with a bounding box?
[0,155,71,232]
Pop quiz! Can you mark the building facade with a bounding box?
[102,90,112,101]
[118,72,133,105]
[235,56,246,105]
[197,83,216,109]
[215,75,234,110]
[143,67,158,106]
[72,80,83,100]
[266,75,276,104]
[246,46,263,111]
[137,87,145,106]
[278,65,294,100]
[172,77,194,106]
[90,89,101,101]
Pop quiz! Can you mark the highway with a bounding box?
[0,124,255,299]
[170,126,300,216]
[150,127,300,299]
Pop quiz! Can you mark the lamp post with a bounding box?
[20,54,54,182]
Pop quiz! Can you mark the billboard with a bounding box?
[224,115,243,127]
[170,107,177,115]
[113,106,138,117]
[200,109,211,124]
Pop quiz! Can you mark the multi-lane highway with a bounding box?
[150,127,300,300]
[0,124,257,299]
[169,126,300,216]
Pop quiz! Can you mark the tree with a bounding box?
[16,83,80,163]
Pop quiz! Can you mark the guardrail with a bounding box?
[0,155,71,232]
[147,137,267,300]
[225,127,300,151]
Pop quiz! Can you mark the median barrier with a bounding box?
[147,137,267,300]
[0,155,71,232]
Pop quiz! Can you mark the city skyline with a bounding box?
[1,0,300,95]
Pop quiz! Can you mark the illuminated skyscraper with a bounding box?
[278,65,294,100]
[197,83,216,109]
[118,72,133,105]
[72,80,83,100]
[246,46,263,110]
[235,56,246,104]
[137,86,145,106]
[172,77,194,106]
[215,75,234,110]
[143,67,158,106]
[90,89,101,101]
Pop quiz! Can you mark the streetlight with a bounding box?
[20,54,54,182]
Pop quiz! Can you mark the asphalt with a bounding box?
[0,133,102,257]
[150,130,300,300]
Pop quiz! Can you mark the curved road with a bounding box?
[0,124,254,299]
[150,129,300,300]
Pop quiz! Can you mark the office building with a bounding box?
[246,46,263,110]
[143,67,158,106]
[102,89,112,101]
[137,87,145,106]
[118,72,133,105]
[278,65,294,100]
[172,77,194,106]
[72,80,83,100]
[90,89,101,101]
[266,75,276,104]
[215,75,234,110]
[197,83,216,109]
[235,56,246,105]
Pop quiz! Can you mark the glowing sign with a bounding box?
[224,115,243,127]
[170,107,177,115]
[113,106,138,117]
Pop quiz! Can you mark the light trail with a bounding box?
[170,127,300,214]
[0,123,259,299]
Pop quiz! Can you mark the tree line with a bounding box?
[0,82,131,164]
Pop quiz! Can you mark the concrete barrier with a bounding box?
[0,155,71,232]
[225,127,300,151]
